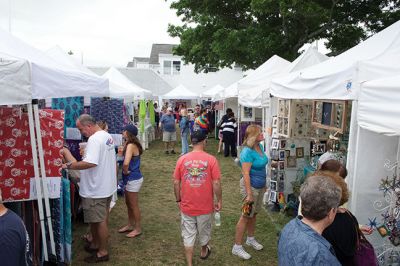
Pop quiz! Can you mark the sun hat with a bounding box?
[124,124,138,136]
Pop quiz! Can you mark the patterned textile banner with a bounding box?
[0,107,63,201]
[90,98,125,134]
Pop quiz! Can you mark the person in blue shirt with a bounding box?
[278,175,342,266]
[160,107,177,154]
[0,189,32,266]
[179,108,190,155]
[232,125,268,260]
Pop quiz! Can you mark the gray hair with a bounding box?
[77,114,96,126]
[300,175,341,221]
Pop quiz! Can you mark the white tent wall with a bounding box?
[349,127,399,250]
[0,59,31,105]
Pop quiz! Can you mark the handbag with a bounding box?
[346,210,378,266]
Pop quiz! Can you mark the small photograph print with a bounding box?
[269,190,277,203]
[278,161,285,170]
[279,139,287,149]
[278,150,285,161]
[315,143,326,153]
[287,156,297,168]
[270,180,277,191]
[272,116,278,128]
[296,147,304,158]
[271,149,279,161]
[271,169,278,181]
[278,180,284,192]
[377,225,389,237]
[272,139,280,150]
[285,150,290,158]
[278,171,285,181]
[272,128,278,138]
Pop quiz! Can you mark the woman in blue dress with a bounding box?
[118,124,144,238]
[232,125,268,260]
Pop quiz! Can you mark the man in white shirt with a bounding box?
[62,114,117,263]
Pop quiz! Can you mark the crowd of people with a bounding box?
[0,102,377,265]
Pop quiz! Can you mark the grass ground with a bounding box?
[72,137,291,265]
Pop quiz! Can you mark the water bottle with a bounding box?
[214,211,221,226]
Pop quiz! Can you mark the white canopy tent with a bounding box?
[201,84,224,99]
[162,84,199,99]
[270,20,400,100]
[102,67,152,99]
[0,28,109,102]
[221,55,289,100]
[0,29,107,261]
[238,47,328,108]
[347,75,400,255]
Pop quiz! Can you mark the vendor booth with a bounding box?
[267,20,400,263]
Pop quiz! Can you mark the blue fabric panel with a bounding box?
[90,98,125,134]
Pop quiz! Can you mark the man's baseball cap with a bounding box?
[191,130,207,144]
[167,107,173,111]
[124,124,138,136]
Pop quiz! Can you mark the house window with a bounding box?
[173,61,181,74]
[163,61,172,75]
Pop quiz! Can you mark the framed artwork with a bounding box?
[278,161,285,170]
[377,225,389,237]
[269,190,277,203]
[285,150,290,158]
[278,150,285,161]
[287,156,297,168]
[296,147,304,158]
[279,139,287,149]
[270,180,277,191]
[272,116,278,128]
[315,143,326,153]
[241,106,255,122]
[271,139,279,150]
[312,100,348,133]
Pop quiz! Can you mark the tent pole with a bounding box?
[350,124,361,214]
[262,107,266,150]
[347,101,358,213]
[27,103,48,261]
[237,101,240,148]
[33,103,56,256]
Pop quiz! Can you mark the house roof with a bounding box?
[149,44,177,64]
[89,67,173,96]
[133,57,150,62]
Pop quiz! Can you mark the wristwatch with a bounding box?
[66,162,73,169]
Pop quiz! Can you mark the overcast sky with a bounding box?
[0,0,181,67]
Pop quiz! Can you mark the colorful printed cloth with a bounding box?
[90,98,125,134]
[52,97,84,129]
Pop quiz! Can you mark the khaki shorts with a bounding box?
[163,131,177,142]
[81,196,112,223]
[181,212,212,247]
[240,178,265,218]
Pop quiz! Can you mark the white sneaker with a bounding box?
[232,246,251,260]
[246,238,263,251]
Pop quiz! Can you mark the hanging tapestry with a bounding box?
[90,98,125,134]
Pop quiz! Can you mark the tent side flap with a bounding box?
[0,59,31,105]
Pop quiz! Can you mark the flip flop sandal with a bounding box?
[118,227,134,233]
[126,232,142,238]
[200,245,211,260]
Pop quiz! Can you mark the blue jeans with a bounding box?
[181,131,189,154]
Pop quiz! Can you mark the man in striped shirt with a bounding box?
[221,112,237,157]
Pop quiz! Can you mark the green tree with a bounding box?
[167,0,400,72]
